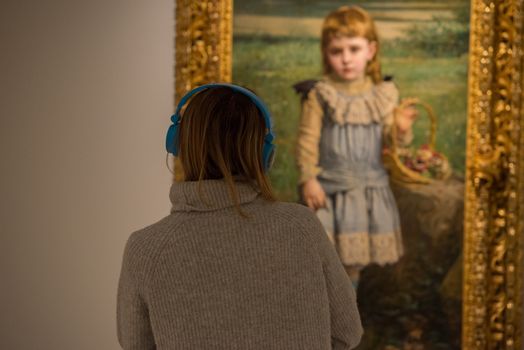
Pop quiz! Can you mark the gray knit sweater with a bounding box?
[117,179,363,349]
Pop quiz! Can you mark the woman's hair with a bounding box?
[321,6,382,83]
[177,86,276,213]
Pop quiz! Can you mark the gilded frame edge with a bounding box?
[463,0,523,348]
[174,0,524,348]
[174,0,232,101]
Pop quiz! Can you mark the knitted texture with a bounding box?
[117,179,363,349]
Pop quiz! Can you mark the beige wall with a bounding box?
[0,1,174,348]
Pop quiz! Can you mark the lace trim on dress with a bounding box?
[315,80,399,125]
[335,232,403,266]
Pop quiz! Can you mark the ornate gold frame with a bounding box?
[174,0,524,348]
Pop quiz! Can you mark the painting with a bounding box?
[174,1,524,349]
[234,2,468,349]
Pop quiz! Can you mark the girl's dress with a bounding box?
[296,74,410,267]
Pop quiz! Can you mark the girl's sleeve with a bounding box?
[295,89,324,184]
[380,82,413,147]
[117,235,156,350]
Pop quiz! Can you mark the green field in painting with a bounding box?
[233,36,468,201]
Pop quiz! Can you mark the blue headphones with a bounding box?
[165,83,276,171]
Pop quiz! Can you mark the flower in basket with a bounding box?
[395,144,452,180]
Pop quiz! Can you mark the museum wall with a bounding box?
[0,1,174,348]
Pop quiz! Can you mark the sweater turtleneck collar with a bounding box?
[169,179,260,213]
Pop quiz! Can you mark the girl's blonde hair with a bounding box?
[321,6,382,83]
[177,87,276,215]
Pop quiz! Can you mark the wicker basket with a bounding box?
[382,99,452,184]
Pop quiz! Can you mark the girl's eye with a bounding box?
[350,47,361,53]
[329,49,342,55]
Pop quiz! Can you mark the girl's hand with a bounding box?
[302,178,326,211]
[396,97,419,133]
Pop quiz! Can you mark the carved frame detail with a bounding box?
[463,1,523,349]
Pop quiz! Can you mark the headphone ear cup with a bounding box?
[166,114,180,155]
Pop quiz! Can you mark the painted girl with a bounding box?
[295,6,417,286]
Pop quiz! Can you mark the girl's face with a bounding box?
[326,36,377,81]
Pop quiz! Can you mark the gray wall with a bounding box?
[0,1,174,348]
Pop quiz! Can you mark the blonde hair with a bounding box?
[321,6,382,83]
[177,87,276,215]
